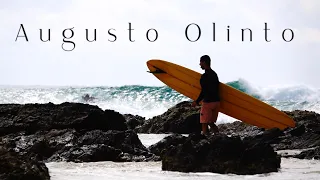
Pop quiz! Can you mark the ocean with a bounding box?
[1,79,319,122]
[1,79,320,179]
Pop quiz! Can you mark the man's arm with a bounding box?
[195,89,204,105]
[195,74,205,105]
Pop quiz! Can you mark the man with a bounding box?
[192,55,220,135]
[82,94,95,102]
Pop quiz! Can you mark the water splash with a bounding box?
[1,80,319,121]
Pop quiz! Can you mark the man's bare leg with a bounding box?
[209,104,220,134]
[201,123,209,135]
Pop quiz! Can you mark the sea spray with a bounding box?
[0,79,319,122]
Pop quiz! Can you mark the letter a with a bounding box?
[15,24,29,41]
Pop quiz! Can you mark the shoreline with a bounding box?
[1,101,319,178]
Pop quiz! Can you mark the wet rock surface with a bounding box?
[136,101,201,134]
[150,133,280,174]
[293,146,320,160]
[0,102,159,165]
[123,114,145,131]
[0,102,127,136]
[0,146,50,180]
[1,101,320,176]
[139,101,320,160]
[46,129,159,162]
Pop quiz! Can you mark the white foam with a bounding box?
[1,83,320,120]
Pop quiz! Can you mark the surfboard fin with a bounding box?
[147,67,166,74]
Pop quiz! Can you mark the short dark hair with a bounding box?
[200,55,211,66]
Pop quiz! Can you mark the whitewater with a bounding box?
[1,79,320,123]
[1,79,320,179]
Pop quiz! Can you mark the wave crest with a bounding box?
[0,80,319,121]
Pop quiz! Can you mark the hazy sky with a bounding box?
[0,0,319,88]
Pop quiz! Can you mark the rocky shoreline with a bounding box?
[0,101,319,178]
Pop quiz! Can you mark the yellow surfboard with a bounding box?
[146,59,295,130]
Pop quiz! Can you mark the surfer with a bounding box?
[82,94,95,102]
[192,55,220,135]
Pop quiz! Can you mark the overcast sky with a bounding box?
[0,0,319,88]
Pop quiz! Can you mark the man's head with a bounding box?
[200,55,211,70]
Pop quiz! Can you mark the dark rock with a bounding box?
[239,141,281,174]
[218,121,263,137]
[288,125,305,136]
[293,146,320,160]
[77,130,147,153]
[159,133,280,175]
[49,144,123,162]
[274,132,320,150]
[284,110,320,134]
[1,128,159,163]
[47,129,159,162]
[104,109,128,131]
[148,134,187,156]
[123,114,145,130]
[0,147,50,180]
[218,111,320,152]
[137,101,201,134]
[0,129,79,161]
[0,103,160,163]
[0,102,127,136]
[1,101,320,166]
[136,101,320,160]
[243,128,285,146]
[137,101,263,136]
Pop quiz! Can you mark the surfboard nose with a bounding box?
[147,59,160,64]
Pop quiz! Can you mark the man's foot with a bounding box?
[209,124,219,135]
[201,131,210,136]
[212,129,219,135]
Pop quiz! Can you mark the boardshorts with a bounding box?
[200,102,220,123]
